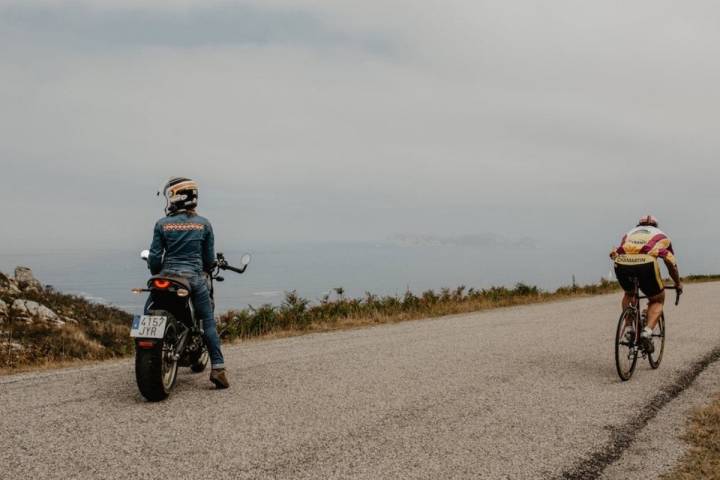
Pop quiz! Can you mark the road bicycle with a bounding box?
[614,279,680,381]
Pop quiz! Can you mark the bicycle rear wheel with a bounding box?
[615,308,639,381]
[648,313,666,369]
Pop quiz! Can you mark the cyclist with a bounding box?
[610,215,682,353]
[147,177,229,389]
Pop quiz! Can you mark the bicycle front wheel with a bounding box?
[615,308,639,381]
[648,313,666,369]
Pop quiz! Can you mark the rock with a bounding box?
[62,316,79,325]
[0,272,21,295]
[0,299,7,317]
[14,267,43,292]
[3,340,25,352]
[9,341,26,352]
[11,299,65,327]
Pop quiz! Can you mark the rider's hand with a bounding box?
[676,282,684,294]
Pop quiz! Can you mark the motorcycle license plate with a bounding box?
[130,315,167,339]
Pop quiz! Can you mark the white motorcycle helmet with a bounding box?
[159,177,199,215]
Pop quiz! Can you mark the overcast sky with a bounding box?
[1,1,718,270]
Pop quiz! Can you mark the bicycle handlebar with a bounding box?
[617,273,682,306]
[665,285,682,306]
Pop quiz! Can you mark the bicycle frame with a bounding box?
[614,274,679,380]
[623,278,644,351]
[624,278,678,343]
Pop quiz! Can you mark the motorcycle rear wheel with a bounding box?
[135,314,179,402]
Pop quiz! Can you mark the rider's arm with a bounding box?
[663,257,682,290]
[202,221,215,273]
[610,234,627,259]
[662,241,682,290]
[148,221,165,275]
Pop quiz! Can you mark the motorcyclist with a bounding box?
[146,177,229,389]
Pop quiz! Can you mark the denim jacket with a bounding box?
[148,212,215,275]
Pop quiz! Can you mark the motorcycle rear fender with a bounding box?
[146,293,194,328]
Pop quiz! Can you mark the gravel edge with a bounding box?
[558,346,720,479]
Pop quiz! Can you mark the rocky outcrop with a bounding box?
[11,299,65,327]
[1,268,77,327]
[14,267,43,292]
[1,268,68,327]
[1,266,133,369]
[0,272,21,295]
[0,272,10,289]
[0,267,42,295]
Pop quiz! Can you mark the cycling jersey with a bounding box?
[611,226,677,266]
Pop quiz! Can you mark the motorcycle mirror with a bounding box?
[140,250,150,261]
[240,254,251,267]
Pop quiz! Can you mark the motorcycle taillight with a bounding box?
[153,279,171,289]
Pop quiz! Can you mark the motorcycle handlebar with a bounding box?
[214,252,250,275]
[220,263,247,275]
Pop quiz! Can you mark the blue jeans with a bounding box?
[187,275,224,369]
[145,271,224,369]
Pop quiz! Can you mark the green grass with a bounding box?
[217,279,620,341]
[685,274,720,283]
[1,273,716,372]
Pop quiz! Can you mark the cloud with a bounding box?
[389,233,536,249]
[1,0,719,279]
[0,2,392,52]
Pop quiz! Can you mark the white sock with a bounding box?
[642,326,653,337]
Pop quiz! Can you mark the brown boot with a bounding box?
[210,368,229,389]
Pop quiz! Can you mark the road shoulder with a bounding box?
[600,361,720,479]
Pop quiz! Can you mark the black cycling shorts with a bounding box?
[614,254,664,298]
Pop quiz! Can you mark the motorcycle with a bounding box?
[131,252,250,401]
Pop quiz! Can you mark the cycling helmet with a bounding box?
[160,177,199,215]
[637,215,659,227]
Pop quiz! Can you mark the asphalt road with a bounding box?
[3,283,720,479]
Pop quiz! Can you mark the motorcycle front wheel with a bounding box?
[190,348,209,373]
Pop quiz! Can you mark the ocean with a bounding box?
[0,241,616,315]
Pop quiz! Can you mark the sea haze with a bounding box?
[0,240,622,315]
